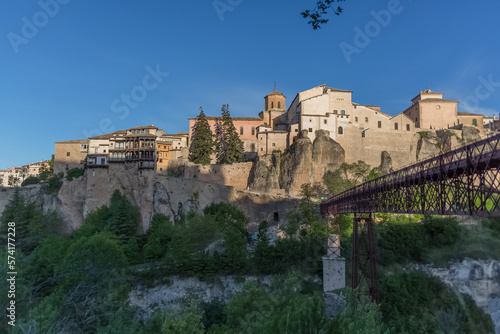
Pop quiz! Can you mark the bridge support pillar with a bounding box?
[322,234,345,292]
[352,213,379,303]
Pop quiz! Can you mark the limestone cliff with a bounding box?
[417,259,500,334]
[247,153,281,193]
[416,127,481,161]
[278,129,345,197]
[0,164,297,234]
[249,130,346,197]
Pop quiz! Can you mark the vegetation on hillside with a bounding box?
[0,186,497,333]
[323,160,382,196]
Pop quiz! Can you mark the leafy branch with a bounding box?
[301,0,345,29]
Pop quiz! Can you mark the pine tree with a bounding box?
[217,104,244,164]
[189,107,215,165]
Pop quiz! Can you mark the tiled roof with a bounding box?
[458,111,484,116]
[54,139,89,144]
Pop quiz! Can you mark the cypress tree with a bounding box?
[217,104,244,164]
[189,107,215,165]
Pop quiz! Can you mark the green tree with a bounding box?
[189,107,215,165]
[217,104,244,164]
[39,155,54,182]
[107,190,140,244]
[144,214,173,260]
[21,176,40,186]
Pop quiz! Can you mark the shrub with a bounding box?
[42,172,63,195]
[422,215,459,246]
[66,168,85,181]
[21,176,40,186]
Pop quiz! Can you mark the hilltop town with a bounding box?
[2,84,498,191]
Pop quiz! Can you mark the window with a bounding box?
[160,168,162,171]
[159,153,162,156]
[261,148,263,151]
[365,117,368,122]
[362,131,365,138]
[251,143,255,152]
[333,110,338,114]
[240,126,244,135]
[67,152,70,157]
[164,146,167,149]
[278,102,281,109]
[377,121,382,128]
[272,143,276,147]
[251,126,255,135]
[309,119,312,122]
[146,130,149,133]
[324,119,327,124]
[271,102,274,109]
[95,148,98,153]
[104,150,106,153]
[355,117,358,122]
[394,123,398,130]
[473,119,477,126]
[160,159,163,163]
[132,131,135,134]
[295,129,298,132]
[406,124,410,131]
[338,126,343,135]
[309,128,313,132]
[341,110,345,115]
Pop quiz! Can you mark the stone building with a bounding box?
[403,89,484,133]
[54,139,89,174]
[257,87,289,155]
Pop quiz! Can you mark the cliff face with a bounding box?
[416,127,480,161]
[249,129,345,197]
[0,164,297,234]
[417,259,500,334]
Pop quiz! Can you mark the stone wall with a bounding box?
[182,162,254,190]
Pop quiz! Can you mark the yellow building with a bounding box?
[156,137,172,173]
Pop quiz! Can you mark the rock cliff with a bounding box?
[0,164,297,234]
[417,259,500,334]
[249,129,345,197]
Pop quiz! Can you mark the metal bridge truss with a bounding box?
[321,134,500,217]
[320,133,500,302]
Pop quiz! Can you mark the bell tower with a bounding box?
[262,85,286,127]
[264,85,286,112]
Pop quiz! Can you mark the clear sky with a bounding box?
[1,0,499,169]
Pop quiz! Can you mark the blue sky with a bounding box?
[1,0,499,169]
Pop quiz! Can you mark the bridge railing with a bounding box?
[320,133,500,217]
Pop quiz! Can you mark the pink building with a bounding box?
[188,116,263,160]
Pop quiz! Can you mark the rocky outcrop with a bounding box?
[375,151,393,174]
[279,130,314,196]
[462,126,482,144]
[311,130,345,183]
[278,130,345,197]
[416,259,500,333]
[416,128,469,161]
[130,275,274,320]
[247,153,281,193]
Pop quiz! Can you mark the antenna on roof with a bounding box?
[274,81,277,91]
